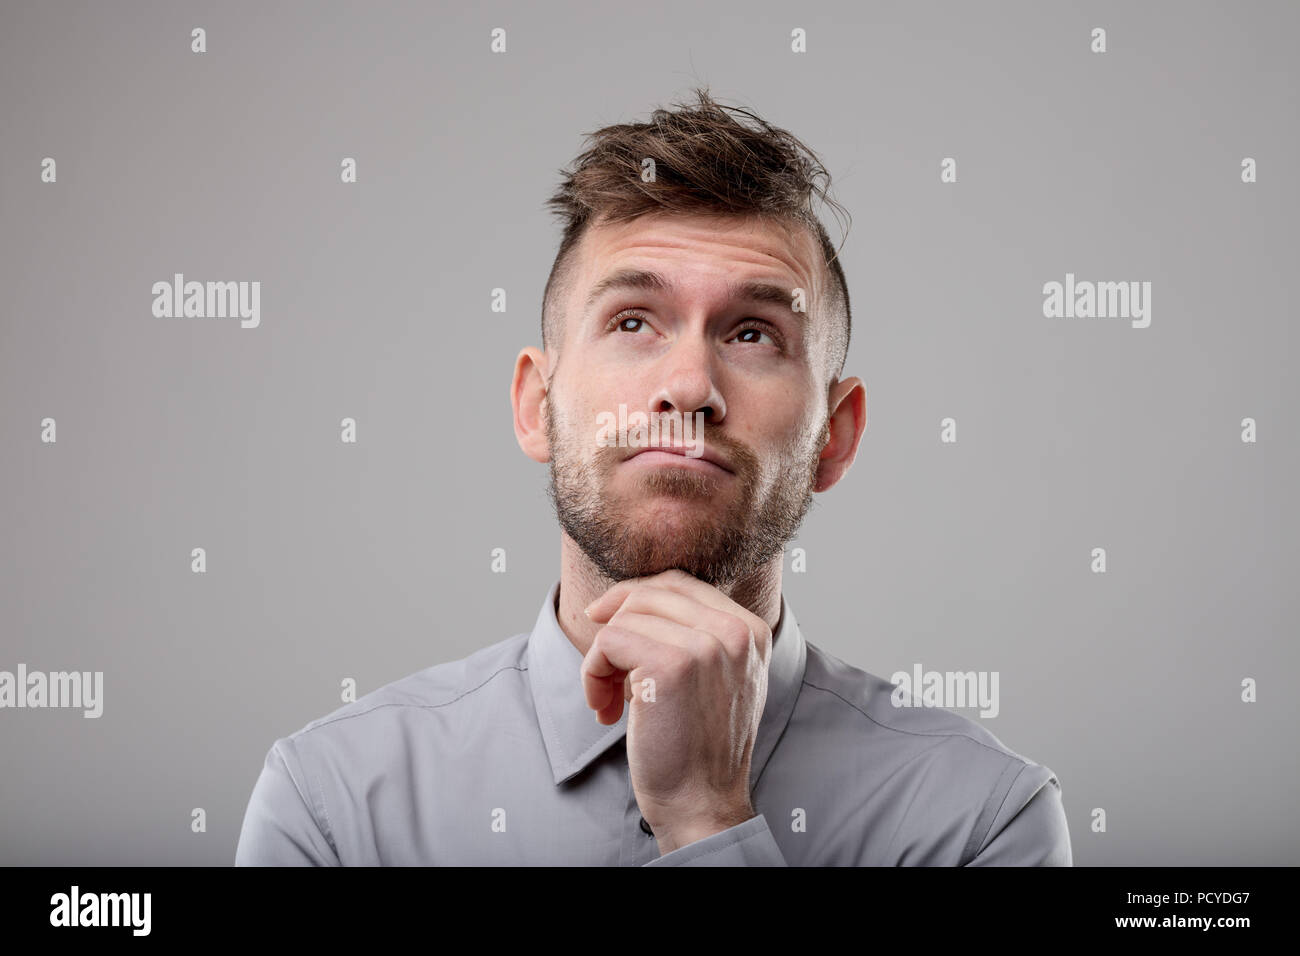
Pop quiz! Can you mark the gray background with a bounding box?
[1,0,1295,866]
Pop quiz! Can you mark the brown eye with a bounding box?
[611,312,650,333]
[734,327,775,346]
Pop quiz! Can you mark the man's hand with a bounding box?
[580,569,773,855]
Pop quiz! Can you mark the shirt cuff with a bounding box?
[642,814,788,867]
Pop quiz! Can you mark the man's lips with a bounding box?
[624,444,734,474]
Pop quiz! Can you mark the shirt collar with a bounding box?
[527,579,808,787]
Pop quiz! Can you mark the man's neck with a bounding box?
[553,534,785,657]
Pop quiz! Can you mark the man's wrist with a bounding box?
[651,802,756,855]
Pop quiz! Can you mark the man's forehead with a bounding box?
[572,211,823,297]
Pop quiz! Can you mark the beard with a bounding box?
[544,391,829,590]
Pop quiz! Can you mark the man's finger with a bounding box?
[587,571,770,657]
[580,623,689,724]
[604,588,754,655]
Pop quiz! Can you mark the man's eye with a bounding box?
[734,327,776,346]
[613,313,649,333]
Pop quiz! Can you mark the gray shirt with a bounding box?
[235,582,1072,866]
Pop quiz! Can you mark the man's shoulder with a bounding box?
[794,640,1069,864]
[798,639,1056,784]
[284,630,533,747]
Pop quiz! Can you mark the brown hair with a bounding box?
[541,88,852,379]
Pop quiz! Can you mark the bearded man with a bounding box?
[236,89,1072,867]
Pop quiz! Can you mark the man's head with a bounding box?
[540,89,852,383]
[512,89,867,593]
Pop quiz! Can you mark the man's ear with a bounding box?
[512,346,551,464]
[814,376,867,493]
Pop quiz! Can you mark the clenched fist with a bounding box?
[580,569,774,854]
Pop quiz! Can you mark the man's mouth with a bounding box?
[624,444,734,475]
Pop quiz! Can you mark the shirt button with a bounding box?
[639,816,654,837]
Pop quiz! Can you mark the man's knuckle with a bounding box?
[664,647,692,677]
[722,617,751,647]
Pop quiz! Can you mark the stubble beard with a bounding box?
[544,392,829,591]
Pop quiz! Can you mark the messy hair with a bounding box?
[541,88,852,379]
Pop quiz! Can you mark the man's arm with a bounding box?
[964,764,1073,866]
[234,737,340,866]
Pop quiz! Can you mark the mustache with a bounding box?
[597,428,759,474]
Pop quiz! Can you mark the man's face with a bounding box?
[543,211,834,589]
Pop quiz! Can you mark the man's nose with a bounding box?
[646,333,726,423]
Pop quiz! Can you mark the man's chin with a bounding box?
[592,544,736,586]
[608,496,736,534]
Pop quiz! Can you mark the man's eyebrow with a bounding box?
[583,269,800,314]
[730,279,799,309]
[584,269,674,312]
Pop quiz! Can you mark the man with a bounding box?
[235,89,1072,866]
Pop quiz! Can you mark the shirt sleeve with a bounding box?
[234,737,341,866]
[642,813,787,867]
[964,763,1073,866]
